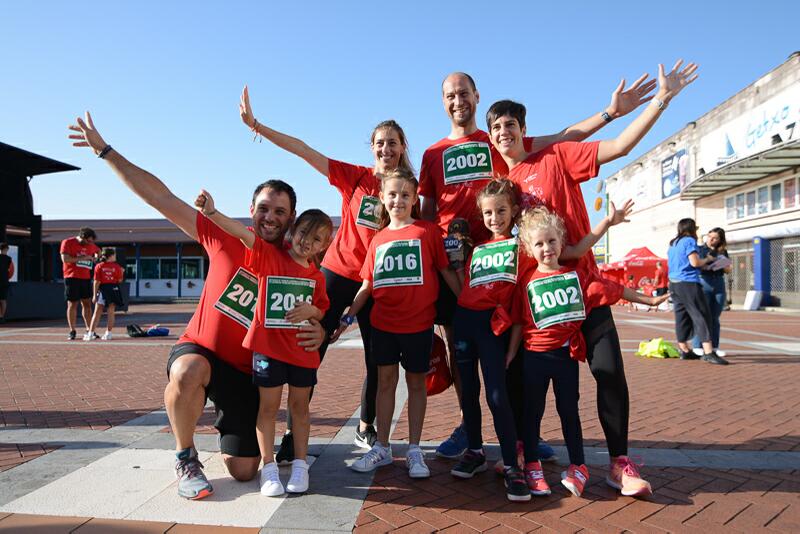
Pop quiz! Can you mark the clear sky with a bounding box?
[2,1,798,230]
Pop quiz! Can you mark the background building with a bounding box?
[606,52,800,308]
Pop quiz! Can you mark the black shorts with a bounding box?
[371,326,433,374]
[64,278,92,302]
[167,342,260,457]
[0,284,8,300]
[252,352,317,388]
[434,272,457,326]
[98,284,124,307]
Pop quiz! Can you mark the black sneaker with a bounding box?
[451,449,488,479]
[702,352,729,365]
[275,431,295,465]
[680,351,700,360]
[504,467,531,502]
[67,330,77,340]
[354,425,377,450]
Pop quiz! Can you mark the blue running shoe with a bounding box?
[538,439,558,463]
[436,424,468,458]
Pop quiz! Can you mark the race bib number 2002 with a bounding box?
[469,238,518,287]
[526,271,585,329]
[442,142,493,185]
[214,267,259,328]
[373,239,423,289]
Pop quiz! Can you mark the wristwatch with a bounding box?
[340,314,354,326]
[601,111,613,123]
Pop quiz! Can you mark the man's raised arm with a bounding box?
[69,112,198,241]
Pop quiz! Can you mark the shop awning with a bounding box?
[680,138,800,200]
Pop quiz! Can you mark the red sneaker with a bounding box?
[524,461,551,495]
[606,456,652,497]
[561,464,589,497]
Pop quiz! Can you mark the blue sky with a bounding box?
[2,1,798,230]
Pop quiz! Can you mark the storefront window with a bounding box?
[735,193,745,218]
[140,258,159,279]
[785,178,797,209]
[757,186,768,214]
[746,191,756,216]
[770,183,782,210]
[181,259,201,279]
[125,259,136,279]
[725,197,736,219]
[160,259,178,279]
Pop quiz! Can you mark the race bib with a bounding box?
[442,142,493,185]
[526,271,585,329]
[373,239,423,288]
[76,259,94,270]
[214,267,258,328]
[469,239,518,287]
[265,275,315,328]
[355,195,381,230]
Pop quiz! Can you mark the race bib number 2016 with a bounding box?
[214,267,259,329]
[373,239,423,289]
[442,142,493,185]
[355,195,381,230]
[526,271,585,329]
[469,239,518,287]
[265,276,315,328]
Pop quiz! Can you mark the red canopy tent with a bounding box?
[599,246,666,295]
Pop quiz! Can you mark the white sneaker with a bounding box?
[714,348,727,357]
[286,459,309,493]
[351,444,392,472]
[101,332,113,340]
[259,462,285,496]
[406,446,430,479]
[83,332,97,341]
[692,348,704,356]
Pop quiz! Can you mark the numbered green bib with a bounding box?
[76,259,94,270]
[265,275,316,328]
[526,271,585,329]
[373,239,423,288]
[355,195,381,230]
[469,239,518,287]
[442,142,493,185]
[214,268,258,328]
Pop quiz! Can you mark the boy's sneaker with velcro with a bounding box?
[450,449,487,479]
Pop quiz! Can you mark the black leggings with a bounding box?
[508,305,630,458]
[286,267,376,430]
[522,347,583,465]
[453,306,518,467]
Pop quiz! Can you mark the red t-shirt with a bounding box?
[511,267,624,359]
[320,160,381,281]
[654,267,667,288]
[179,213,263,373]
[508,140,603,294]
[457,236,533,311]
[60,237,101,280]
[94,261,124,284]
[360,220,449,333]
[243,237,329,369]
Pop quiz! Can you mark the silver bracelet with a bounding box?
[653,98,666,110]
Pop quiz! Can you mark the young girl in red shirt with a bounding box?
[87,247,125,340]
[194,190,331,497]
[336,168,461,479]
[508,207,667,498]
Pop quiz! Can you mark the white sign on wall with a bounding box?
[699,85,800,174]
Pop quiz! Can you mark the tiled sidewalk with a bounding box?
[1,305,799,532]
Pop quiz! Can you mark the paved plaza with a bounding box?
[0,304,798,533]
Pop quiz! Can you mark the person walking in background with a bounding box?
[653,261,668,296]
[692,227,731,357]
[60,227,101,340]
[667,219,728,365]
[0,242,14,323]
[86,248,125,340]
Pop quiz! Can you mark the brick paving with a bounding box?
[1,304,799,532]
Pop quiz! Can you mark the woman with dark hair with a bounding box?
[692,227,731,356]
[667,219,728,365]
